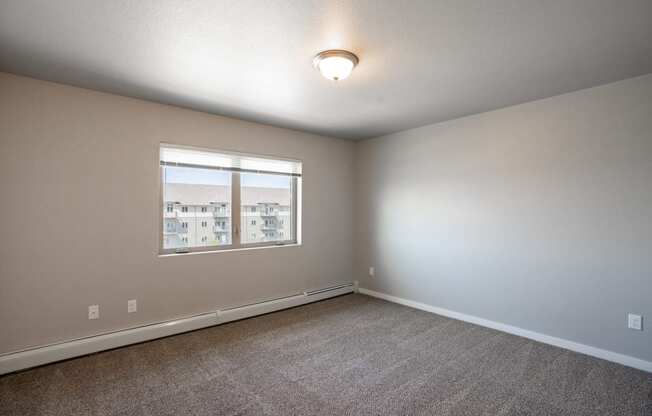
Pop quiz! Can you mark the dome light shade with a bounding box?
[313,49,359,81]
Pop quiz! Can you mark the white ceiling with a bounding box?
[1,1,651,140]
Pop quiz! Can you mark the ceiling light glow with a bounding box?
[313,49,359,81]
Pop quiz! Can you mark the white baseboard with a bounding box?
[358,287,652,373]
[0,284,354,375]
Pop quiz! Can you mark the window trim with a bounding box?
[158,144,301,255]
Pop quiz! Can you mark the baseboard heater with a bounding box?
[218,283,354,324]
[0,283,354,375]
[304,283,353,297]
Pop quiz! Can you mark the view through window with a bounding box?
[241,173,293,245]
[160,145,301,253]
[162,166,232,250]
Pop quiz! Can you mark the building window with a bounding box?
[161,144,300,253]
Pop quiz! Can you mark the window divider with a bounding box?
[231,172,242,249]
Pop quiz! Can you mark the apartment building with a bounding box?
[163,183,292,249]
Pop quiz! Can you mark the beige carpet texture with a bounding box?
[1,294,651,415]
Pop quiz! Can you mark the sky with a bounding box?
[164,166,291,188]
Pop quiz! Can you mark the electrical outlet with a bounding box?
[628,313,643,331]
[369,266,375,277]
[128,299,137,313]
[88,305,99,320]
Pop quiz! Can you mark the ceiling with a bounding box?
[1,1,651,140]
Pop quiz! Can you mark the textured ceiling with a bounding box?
[1,1,651,140]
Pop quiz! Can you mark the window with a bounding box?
[160,144,301,254]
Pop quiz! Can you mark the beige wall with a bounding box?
[355,74,652,362]
[0,73,355,354]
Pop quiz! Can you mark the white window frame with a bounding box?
[159,144,301,255]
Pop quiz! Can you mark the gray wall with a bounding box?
[355,74,652,362]
[0,73,355,354]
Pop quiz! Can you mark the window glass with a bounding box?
[162,165,232,250]
[240,173,293,245]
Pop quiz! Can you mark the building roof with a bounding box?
[164,183,291,206]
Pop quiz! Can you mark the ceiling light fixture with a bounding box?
[313,49,359,81]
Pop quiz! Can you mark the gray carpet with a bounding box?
[1,294,651,415]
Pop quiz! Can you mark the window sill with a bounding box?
[157,243,301,258]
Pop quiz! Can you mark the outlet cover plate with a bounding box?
[628,313,643,331]
[88,305,99,320]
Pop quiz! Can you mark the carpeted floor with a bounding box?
[1,294,651,415]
